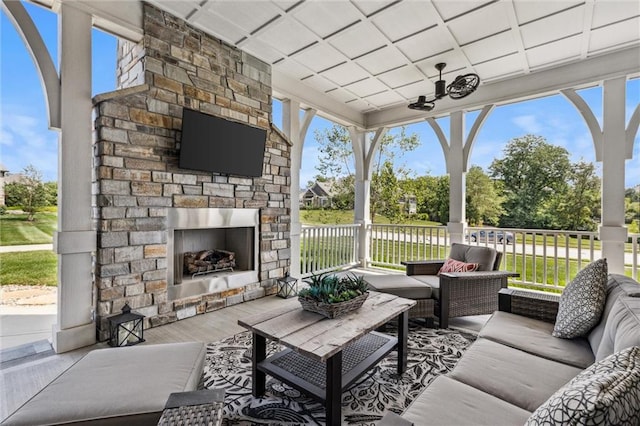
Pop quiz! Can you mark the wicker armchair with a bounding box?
[402,243,518,328]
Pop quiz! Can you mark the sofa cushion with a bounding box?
[363,274,432,299]
[479,311,594,368]
[402,376,532,426]
[3,342,206,426]
[438,258,479,274]
[595,295,640,362]
[525,346,640,426]
[553,258,608,339]
[410,275,440,299]
[589,274,640,356]
[449,338,582,412]
[449,243,497,271]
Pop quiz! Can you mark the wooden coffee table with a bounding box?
[238,291,416,426]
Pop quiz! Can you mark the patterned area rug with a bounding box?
[202,324,475,425]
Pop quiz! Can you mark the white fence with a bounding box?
[300,224,360,277]
[300,223,640,287]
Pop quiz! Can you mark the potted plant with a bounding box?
[298,272,369,318]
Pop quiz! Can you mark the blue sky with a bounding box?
[2,3,639,190]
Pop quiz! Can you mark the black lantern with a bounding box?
[277,273,298,298]
[108,303,145,347]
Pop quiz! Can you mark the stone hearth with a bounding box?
[92,4,291,341]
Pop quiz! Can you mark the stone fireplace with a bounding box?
[92,4,291,341]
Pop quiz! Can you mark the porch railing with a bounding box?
[369,224,449,268]
[300,224,640,286]
[300,224,360,278]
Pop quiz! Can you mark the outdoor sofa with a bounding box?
[2,342,206,425]
[385,270,640,425]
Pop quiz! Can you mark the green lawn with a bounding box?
[0,250,58,286]
[0,212,57,246]
[301,209,441,226]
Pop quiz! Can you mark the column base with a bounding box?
[52,322,96,353]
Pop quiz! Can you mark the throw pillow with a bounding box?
[438,258,479,275]
[552,258,608,339]
[525,346,640,426]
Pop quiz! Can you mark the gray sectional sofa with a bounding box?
[394,273,640,425]
[2,342,206,425]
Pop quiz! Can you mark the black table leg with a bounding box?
[252,332,266,397]
[326,351,342,426]
[397,311,408,374]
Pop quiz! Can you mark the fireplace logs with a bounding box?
[183,249,236,277]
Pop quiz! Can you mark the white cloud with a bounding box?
[0,110,58,181]
[512,115,542,134]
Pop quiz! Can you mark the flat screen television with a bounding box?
[179,108,267,177]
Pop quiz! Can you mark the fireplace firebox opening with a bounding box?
[167,208,259,300]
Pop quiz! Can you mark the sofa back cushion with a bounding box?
[449,243,500,271]
[594,295,640,362]
[589,274,640,358]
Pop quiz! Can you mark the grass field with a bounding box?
[0,212,57,246]
[0,250,58,286]
[301,209,441,226]
[0,212,58,286]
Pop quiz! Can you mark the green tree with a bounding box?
[374,161,403,222]
[465,166,504,226]
[433,175,450,224]
[44,181,58,206]
[314,125,419,219]
[5,165,47,220]
[545,161,601,231]
[490,135,571,228]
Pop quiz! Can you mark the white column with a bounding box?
[282,100,315,278]
[52,3,96,353]
[447,111,466,243]
[600,78,628,273]
[350,127,386,267]
[350,129,371,267]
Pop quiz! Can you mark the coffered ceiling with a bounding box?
[148,1,639,116]
[29,0,640,128]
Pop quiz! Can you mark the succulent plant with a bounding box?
[299,272,368,304]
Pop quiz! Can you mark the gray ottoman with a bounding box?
[3,342,207,426]
[364,275,435,327]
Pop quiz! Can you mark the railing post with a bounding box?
[358,220,371,268]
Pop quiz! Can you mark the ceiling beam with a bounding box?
[273,72,366,129]
[365,46,640,130]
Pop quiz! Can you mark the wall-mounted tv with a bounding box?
[179,108,267,178]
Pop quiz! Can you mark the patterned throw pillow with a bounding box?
[526,346,640,426]
[552,258,608,338]
[438,258,479,275]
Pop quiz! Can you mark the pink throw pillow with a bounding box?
[438,258,479,275]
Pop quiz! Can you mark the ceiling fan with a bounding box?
[408,63,480,111]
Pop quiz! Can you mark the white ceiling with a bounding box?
[28,0,640,128]
[146,0,639,119]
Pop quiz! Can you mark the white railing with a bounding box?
[465,227,599,291]
[299,224,640,287]
[369,224,449,268]
[300,224,360,278]
[631,233,639,280]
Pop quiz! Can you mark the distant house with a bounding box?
[399,194,417,215]
[0,166,26,207]
[301,180,338,208]
[0,163,8,206]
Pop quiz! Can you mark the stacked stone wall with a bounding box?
[93,4,290,340]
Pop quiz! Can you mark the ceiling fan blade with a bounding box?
[447,73,480,99]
